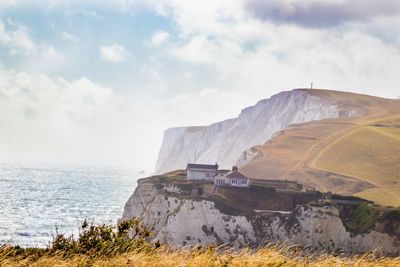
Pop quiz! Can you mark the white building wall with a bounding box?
[228,178,249,188]
[187,169,215,181]
[214,175,249,187]
[214,175,228,185]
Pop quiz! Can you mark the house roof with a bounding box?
[186,163,218,170]
[226,170,248,180]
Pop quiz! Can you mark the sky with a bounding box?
[0,0,400,170]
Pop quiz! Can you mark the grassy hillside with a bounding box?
[241,89,400,207]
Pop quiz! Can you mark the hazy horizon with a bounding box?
[1,0,400,170]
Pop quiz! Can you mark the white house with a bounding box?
[186,163,218,181]
[214,166,249,188]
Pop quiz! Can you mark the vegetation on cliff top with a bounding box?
[140,170,400,234]
[342,203,380,233]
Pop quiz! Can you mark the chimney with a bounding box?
[232,166,238,171]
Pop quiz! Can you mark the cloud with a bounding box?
[171,35,222,64]
[64,9,102,19]
[62,31,79,43]
[139,64,168,93]
[142,0,400,101]
[149,31,170,47]
[2,0,400,170]
[0,69,116,162]
[0,67,168,168]
[0,20,35,54]
[0,0,16,8]
[99,43,130,62]
[246,0,400,28]
[165,88,255,126]
[0,19,65,61]
[0,66,251,169]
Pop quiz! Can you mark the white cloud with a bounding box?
[0,68,166,169]
[64,9,102,19]
[99,43,130,63]
[0,19,65,62]
[183,71,193,79]
[62,31,80,43]
[144,1,400,99]
[0,21,35,54]
[0,69,115,162]
[0,66,252,169]
[0,0,17,8]
[165,88,255,126]
[2,0,400,170]
[171,35,220,64]
[139,64,168,93]
[149,31,170,47]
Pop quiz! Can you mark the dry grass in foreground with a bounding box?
[1,219,400,267]
[2,246,400,267]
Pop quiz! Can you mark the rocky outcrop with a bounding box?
[155,89,358,174]
[236,147,262,168]
[120,178,400,254]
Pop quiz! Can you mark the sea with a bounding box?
[0,162,139,248]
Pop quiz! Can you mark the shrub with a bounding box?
[344,203,379,233]
[1,218,154,261]
[49,218,153,257]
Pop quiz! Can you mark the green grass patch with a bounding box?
[344,202,380,233]
[142,174,185,184]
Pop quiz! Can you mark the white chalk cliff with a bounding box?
[155,89,357,174]
[121,89,400,254]
[120,178,400,253]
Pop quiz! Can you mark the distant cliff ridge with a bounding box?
[155,89,358,174]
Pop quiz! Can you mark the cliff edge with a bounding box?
[120,171,400,254]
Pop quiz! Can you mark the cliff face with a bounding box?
[155,89,357,174]
[121,178,400,254]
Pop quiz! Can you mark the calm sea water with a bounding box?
[0,162,139,247]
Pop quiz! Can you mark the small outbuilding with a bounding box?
[186,163,218,181]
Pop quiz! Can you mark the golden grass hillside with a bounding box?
[241,89,400,207]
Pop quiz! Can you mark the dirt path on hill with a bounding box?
[302,112,400,203]
[288,125,355,191]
